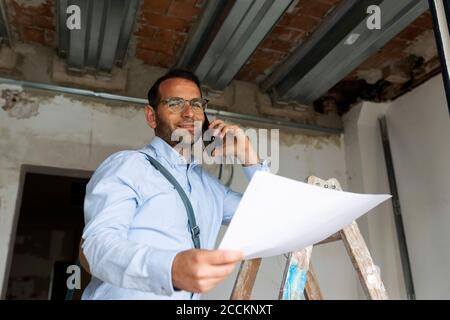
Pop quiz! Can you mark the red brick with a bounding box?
[154,29,186,46]
[173,0,197,6]
[237,67,256,81]
[289,14,320,32]
[410,12,433,30]
[167,1,201,20]
[358,48,388,70]
[136,38,174,56]
[344,70,359,81]
[14,12,33,26]
[277,13,295,27]
[245,59,274,73]
[134,24,158,37]
[10,0,52,16]
[136,47,172,67]
[30,2,54,17]
[320,0,343,6]
[261,37,292,52]
[141,0,171,14]
[379,38,408,60]
[271,26,305,43]
[44,29,55,46]
[195,0,206,8]
[251,48,287,62]
[22,26,45,44]
[397,25,426,42]
[9,0,23,13]
[139,12,191,32]
[34,15,54,29]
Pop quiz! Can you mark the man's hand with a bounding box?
[172,249,243,293]
[208,119,260,166]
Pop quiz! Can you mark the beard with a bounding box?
[154,112,203,147]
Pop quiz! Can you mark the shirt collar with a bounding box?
[147,136,200,168]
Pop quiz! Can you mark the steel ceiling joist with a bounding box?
[261,0,383,100]
[0,0,10,46]
[178,0,293,90]
[57,0,139,73]
[176,0,227,71]
[262,0,428,105]
[294,0,429,104]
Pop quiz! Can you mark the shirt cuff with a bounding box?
[145,248,180,296]
[242,159,271,181]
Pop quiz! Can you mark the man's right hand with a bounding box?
[171,249,244,293]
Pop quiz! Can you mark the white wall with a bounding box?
[386,75,450,299]
[343,75,450,299]
[0,85,353,299]
[343,103,406,299]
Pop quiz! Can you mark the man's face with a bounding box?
[146,78,205,147]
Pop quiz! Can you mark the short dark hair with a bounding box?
[147,69,202,108]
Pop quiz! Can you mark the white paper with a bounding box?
[219,171,391,259]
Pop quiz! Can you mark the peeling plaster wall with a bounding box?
[0,87,152,298]
[0,42,342,130]
[0,85,351,299]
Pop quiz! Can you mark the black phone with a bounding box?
[202,115,215,148]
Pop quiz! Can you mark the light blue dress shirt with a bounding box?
[81,136,269,300]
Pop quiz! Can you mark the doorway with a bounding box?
[5,166,91,299]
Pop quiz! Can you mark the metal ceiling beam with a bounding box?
[176,0,228,70]
[0,0,11,46]
[294,0,429,104]
[262,0,428,105]
[57,0,139,73]
[178,0,293,90]
[261,0,382,96]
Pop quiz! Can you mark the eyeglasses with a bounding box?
[158,97,208,113]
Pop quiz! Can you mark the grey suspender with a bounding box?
[139,152,201,249]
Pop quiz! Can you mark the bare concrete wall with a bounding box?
[0,83,352,299]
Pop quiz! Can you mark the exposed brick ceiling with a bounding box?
[238,0,344,82]
[1,0,441,114]
[6,0,56,47]
[134,0,203,67]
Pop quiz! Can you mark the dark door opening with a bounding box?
[6,170,90,299]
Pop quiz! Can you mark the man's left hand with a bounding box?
[208,119,260,166]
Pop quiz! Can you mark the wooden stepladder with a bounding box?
[230,176,389,300]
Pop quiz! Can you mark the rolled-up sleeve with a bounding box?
[81,152,179,296]
[222,160,271,224]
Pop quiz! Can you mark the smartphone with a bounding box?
[202,115,215,148]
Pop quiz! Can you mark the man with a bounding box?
[80,69,269,299]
